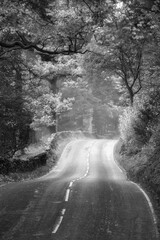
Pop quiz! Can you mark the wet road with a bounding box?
[0,139,159,240]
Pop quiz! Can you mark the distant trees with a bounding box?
[53,54,95,131]
[91,2,145,105]
[2,0,160,157]
[82,51,121,135]
[87,0,160,106]
[0,0,92,158]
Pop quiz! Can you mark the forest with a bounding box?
[1,0,160,236]
[0,0,160,229]
[1,0,160,177]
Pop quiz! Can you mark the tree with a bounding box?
[0,0,94,60]
[22,54,76,132]
[0,53,32,157]
[53,54,98,131]
[87,0,160,105]
[81,49,122,134]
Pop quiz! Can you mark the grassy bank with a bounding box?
[114,139,160,235]
[0,131,93,185]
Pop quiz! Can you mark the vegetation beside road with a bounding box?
[115,138,160,234]
[0,131,93,184]
[1,1,160,230]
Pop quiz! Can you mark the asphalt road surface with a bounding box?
[0,139,159,240]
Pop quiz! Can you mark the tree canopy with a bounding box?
[1,0,160,156]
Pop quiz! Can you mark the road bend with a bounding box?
[0,139,158,240]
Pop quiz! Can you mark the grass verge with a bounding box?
[114,139,160,235]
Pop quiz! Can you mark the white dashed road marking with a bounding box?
[52,216,64,234]
[52,141,96,234]
[61,209,66,215]
[69,182,73,188]
[65,189,71,202]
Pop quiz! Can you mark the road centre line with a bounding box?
[69,182,73,188]
[52,140,96,234]
[65,189,71,202]
[52,208,66,233]
[61,209,66,215]
[52,216,64,234]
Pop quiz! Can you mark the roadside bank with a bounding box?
[114,139,160,235]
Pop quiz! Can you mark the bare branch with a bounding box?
[81,0,95,14]
[0,40,80,55]
[134,84,142,95]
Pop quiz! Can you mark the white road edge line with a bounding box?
[130,181,159,238]
[111,141,159,239]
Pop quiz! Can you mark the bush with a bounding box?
[119,106,149,154]
[119,90,160,154]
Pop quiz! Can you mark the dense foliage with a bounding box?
[118,0,160,150]
[1,0,160,231]
[1,0,160,159]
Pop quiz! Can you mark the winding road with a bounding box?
[0,139,159,239]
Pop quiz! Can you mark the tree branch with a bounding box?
[133,76,142,95]
[81,0,95,14]
[130,51,142,88]
[0,40,87,56]
[133,84,142,95]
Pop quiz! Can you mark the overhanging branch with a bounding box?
[81,0,95,13]
[0,40,88,56]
